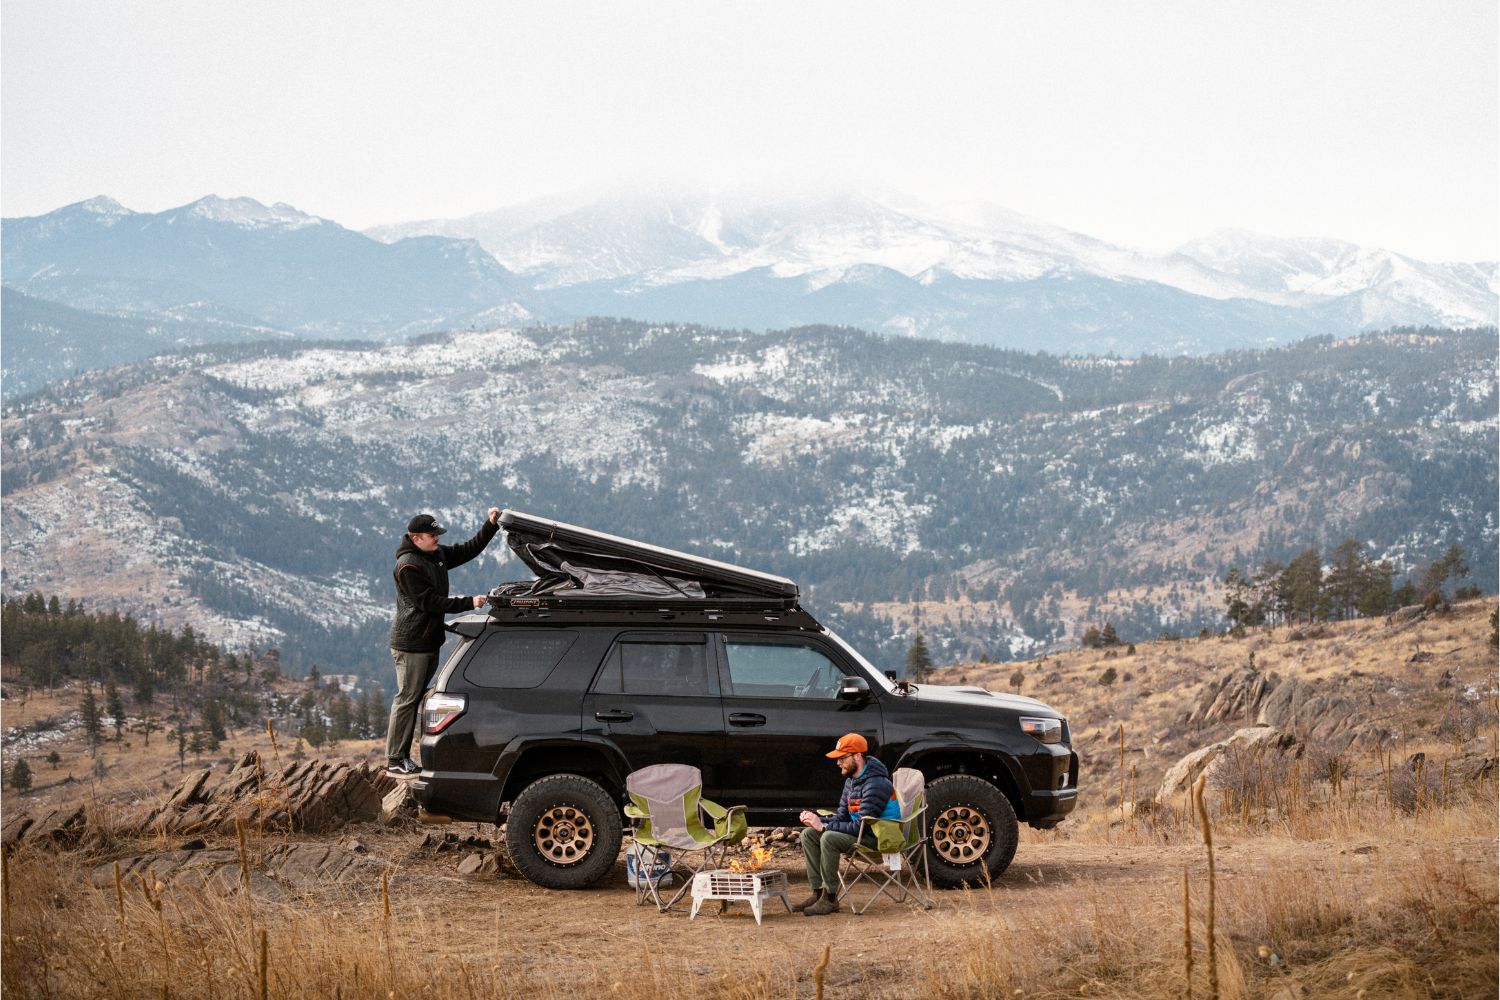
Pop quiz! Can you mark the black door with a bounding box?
[714,633,883,822]
[580,631,726,786]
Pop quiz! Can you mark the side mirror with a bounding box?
[839,676,872,702]
[884,670,898,682]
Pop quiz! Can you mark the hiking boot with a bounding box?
[387,758,420,775]
[790,888,825,913]
[803,893,841,916]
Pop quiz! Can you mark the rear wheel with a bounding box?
[505,774,622,889]
[924,774,1019,888]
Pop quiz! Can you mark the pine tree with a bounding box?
[80,688,102,750]
[1422,545,1470,600]
[201,698,227,742]
[105,681,126,741]
[1009,668,1024,693]
[905,633,932,683]
[9,758,32,791]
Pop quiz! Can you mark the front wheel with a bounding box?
[505,774,622,889]
[924,774,1019,888]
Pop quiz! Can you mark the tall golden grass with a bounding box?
[3,786,1493,1000]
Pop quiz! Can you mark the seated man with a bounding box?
[795,732,900,916]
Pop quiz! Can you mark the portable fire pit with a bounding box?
[688,868,792,924]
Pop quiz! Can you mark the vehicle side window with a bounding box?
[723,641,843,699]
[593,637,711,697]
[461,630,579,689]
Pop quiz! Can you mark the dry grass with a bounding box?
[2,600,1496,999]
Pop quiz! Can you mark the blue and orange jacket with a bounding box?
[822,755,897,835]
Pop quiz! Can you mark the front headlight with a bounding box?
[1020,716,1062,744]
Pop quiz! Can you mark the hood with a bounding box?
[907,683,1063,717]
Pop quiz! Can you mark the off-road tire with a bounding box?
[924,774,1019,888]
[504,773,622,890]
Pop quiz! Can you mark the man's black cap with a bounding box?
[406,514,447,536]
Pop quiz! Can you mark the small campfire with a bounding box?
[726,836,775,874]
[689,838,791,924]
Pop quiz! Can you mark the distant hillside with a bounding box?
[1,196,532,342]
[1,321,1494,684]
[1,288,290,401]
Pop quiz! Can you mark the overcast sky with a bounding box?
[3,1,1496,260]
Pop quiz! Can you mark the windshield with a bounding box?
[823,628,898,694]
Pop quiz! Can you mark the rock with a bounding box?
[6,807,89,849]
[1155,725,1301,809]
[456,853,485,875]
[381,783,418,825]
[121,752,394,837]
[1187,666,1278,727]
[1258,677,1361,746]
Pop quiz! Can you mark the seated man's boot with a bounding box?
[803,892,841,916]
[790,888,824,913]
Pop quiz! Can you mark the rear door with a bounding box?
[580,631,726,785]
[713,632,883,822]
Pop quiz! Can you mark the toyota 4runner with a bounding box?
[413,511,1078,890]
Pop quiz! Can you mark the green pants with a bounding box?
[800,826,877,892]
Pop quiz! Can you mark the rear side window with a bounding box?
[592,635,710,696]
[462,630,579,689]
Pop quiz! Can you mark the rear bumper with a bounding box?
[411,769,504,823]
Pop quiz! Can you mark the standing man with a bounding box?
[794,732,899,916]
[385,507,502,775]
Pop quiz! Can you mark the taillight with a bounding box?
[1020,716,1062,744]
[423,692,467,734]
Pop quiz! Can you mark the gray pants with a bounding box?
[800,826,877,892]
[385,648,440,762]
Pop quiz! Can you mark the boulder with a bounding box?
[381,782,419,825]
[1257,677,1361,746]
[121,752,397,837]
[1155,725,1301,809]
[1187,666,1278,726]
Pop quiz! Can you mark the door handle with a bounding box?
[594,710,634,722]
[728,713,767,727]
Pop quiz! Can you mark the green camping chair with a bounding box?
[836,766,934,914]
[625,763,748,912]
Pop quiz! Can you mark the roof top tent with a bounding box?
[488,510,818,627]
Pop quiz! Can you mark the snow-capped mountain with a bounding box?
[2,195,532,340]
[369,185,1497,348]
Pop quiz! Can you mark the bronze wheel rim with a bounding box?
[932,804,991,865]
[533,804,595,865]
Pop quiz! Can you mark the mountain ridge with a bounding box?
[3,320,1493,683]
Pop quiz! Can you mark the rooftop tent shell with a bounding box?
[492,509,802,610]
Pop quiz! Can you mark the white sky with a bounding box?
[2,0,1496,261]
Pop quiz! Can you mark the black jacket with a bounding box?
[390,521,499,653]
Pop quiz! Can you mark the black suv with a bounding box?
[413,511,1078,890]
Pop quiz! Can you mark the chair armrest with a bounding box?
[701,797,748,844]
[624,804,648,819]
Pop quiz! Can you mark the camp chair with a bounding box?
[624,763,748,912]
[836,767,933,914]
